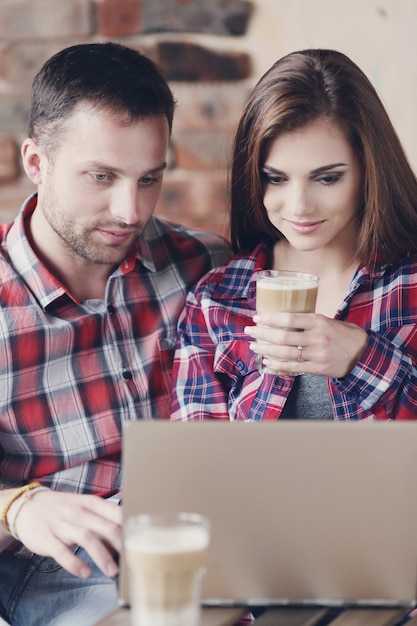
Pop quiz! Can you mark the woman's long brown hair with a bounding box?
[230,49,417,268]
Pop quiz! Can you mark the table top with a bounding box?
[95,606,245,626]
[95,605,417,626]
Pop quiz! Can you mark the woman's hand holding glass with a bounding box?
[245,312,370,379]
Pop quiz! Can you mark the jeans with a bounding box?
[0,545,119,625]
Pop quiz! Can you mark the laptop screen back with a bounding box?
[120,420,417,607]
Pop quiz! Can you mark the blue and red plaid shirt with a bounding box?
[171,242,417,422]
[0,195,231,493]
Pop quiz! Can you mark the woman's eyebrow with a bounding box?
[311,162,347,174]
[262,162,348,180]
[262,162,347,175]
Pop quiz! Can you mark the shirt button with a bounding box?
[107,304,115,315]
[237,360,245,372]
[122,370,133,380]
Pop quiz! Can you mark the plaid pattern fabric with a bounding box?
[0,195,231,493]
[171,242,417,422]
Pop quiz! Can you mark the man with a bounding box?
[0,42,231,625]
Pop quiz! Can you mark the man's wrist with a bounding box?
[8,485,51,541]
[0,482,43,535]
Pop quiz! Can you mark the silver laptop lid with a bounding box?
[120,420,417,607]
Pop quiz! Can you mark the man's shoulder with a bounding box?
[146,216,229,247]
[143,217,232,265]
[0,220,12,240]
[0,221,15,281]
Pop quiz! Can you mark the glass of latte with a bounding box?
[255,269,319,376]
[124,512,210,626]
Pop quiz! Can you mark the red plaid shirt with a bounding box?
[171,242,417,422]
[0,195,231,493]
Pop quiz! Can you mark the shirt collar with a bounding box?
[211,242,269,301]
[7,194,68,309]
[210,240,389,304]
[135,219,157,273]
[6,194,156,309]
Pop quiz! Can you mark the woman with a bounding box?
[171,49,417,421]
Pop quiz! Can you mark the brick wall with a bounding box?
[2,1,416,238]
[0,0,255,237]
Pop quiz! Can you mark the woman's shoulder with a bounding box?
[381,252,417,277]
[192,243,268,301]
[194,253,254,295]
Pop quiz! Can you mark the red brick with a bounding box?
[155,170,230,238]
[0,42,64,86]
[0,176,35,222]
[0,0,255,238]
[155,172,194,224]
[95,0,141,37]
[0,0,92,40]
[141,0,253,36]
[0,137,20,182]
[172,129,233,170]
[156,41,251,81]
[172,82,251,131]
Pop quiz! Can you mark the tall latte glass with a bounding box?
[124,512,210,626]
[255,269,319,376]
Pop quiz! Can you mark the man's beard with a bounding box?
[41,192,143,266]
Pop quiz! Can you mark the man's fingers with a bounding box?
[13,490,122,578]
[46,538,93,579]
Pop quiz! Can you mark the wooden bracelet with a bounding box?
[0,482,43,534]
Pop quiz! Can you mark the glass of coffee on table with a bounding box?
[124,512,210,626]
[255,269,319,376]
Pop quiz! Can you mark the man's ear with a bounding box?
[21,138,45,185]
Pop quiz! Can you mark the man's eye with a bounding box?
[140,175,159,185]
[91,173,110,182]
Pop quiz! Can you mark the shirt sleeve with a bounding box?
[170,285,231,421]
[333,325,417,420]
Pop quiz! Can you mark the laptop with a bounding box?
[119,420,417,607]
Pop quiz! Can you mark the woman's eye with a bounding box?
[317,172,343,185]
[261,171,286,185]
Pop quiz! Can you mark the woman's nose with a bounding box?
[289,184,314,216]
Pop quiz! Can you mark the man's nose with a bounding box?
[109,183,139,225]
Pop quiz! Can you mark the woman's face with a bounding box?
[262,117,362,256]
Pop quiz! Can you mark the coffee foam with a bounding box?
[126,526,209,554]
[258,279,317,290]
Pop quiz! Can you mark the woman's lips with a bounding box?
[286,220,324,235]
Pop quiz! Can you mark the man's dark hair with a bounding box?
[29,42,175,155]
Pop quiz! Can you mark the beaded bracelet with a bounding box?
[8,486,50,541]
[0,482,43,534]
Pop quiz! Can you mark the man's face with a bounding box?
[26,105,169,268]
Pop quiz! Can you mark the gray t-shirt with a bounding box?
[279,374,333,420]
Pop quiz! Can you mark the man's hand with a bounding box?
[12,489,122,578]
